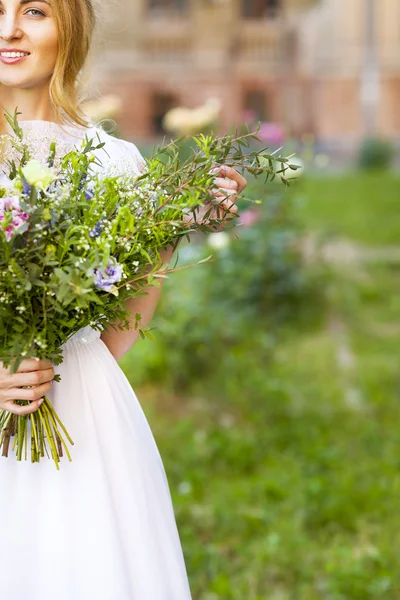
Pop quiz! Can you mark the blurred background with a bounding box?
[89,1,400,598]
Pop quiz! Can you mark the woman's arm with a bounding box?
[100,164,247,361]
[100,244,177,361]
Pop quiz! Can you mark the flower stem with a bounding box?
[0,396,73,468]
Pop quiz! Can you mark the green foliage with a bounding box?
[122,185,325,393]
[0,109,296,466]
[0,109,294,372]
[121,172,400,598]
[358,137,394,171]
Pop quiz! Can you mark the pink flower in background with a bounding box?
[242,109,257,124]
[238,208,262,228]
[0,196,29,241]
[258,122,285,147]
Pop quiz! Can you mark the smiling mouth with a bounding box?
[0,51,30,58]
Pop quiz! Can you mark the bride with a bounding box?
[0,0,247,598]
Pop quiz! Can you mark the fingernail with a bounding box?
[38,398,44,406]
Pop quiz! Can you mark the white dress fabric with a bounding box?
[0,121,192,600]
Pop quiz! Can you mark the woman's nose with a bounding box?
[0,15,23,42]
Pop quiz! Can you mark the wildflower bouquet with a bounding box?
[0,109,298,468]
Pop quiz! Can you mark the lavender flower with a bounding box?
[89,220,103,239]
[22,179,33,196]
[93,258,123,292]
[78,172,87,191]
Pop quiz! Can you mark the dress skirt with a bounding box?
[0,326,192,600]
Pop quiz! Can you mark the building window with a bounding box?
[242,0,280,19]
[243,90,267,122]
[148,0,189,17]
[152,92,178,136]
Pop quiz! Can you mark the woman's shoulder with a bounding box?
[88,125,146,177]
[10,120,145,177]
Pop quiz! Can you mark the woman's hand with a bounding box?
[187,165,248,232]
[0,358,55,415]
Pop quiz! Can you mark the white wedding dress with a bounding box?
[0,121,192,600]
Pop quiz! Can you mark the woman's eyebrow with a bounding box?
[0,1,53,11]
[19,0,52,5]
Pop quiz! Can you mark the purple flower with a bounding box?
[89,220,103,239]
[78,172,88,191]
[22,179,33,196]
[93,258,123,292]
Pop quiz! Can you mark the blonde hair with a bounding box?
[0,0,96,134]
[50,0,96,127]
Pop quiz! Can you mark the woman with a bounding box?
[0,1,247,598]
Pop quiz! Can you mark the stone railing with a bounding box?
[235,21,282,69]
[141,20,192,63]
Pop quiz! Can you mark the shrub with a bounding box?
[125,185,326,394]
[358,137,394,171]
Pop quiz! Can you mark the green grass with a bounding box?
[120,172,400,599]
[297,172,400,245]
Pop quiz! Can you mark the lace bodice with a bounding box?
[0,119,146,183]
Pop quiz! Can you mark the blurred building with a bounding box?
[94,0,400,147]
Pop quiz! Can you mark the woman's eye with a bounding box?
[25,8,45,17]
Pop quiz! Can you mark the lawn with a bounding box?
[298,172,400,245]
[120,172,400,599]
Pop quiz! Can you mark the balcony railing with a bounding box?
[141,22,191,63]
[236,21,282,68]
[136,10,283,67]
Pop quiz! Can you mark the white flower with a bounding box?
[163,97,221,136]
[207,231,230,251]
[22,159,56,190]
[178,481,192,496]
[82,94,123,122]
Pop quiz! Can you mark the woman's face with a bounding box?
[0,0,58,90]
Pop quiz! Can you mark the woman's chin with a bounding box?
[0,76,28,88]
[0,75,38,90]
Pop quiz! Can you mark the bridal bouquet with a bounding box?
[0,109,298,468]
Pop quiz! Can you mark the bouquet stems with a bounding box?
[0,397,74,469]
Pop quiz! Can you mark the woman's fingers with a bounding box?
[0,380,53,404]
[211,188,239,211]
[220,198,239,214]
[219,199,238,221]
[213,177,239,191]
[7,367,55,389]
[0,379,52,415]
[210,166,247,194]
[207,192,239,222]
[0,358,55,415]
[3,398,44,416]
[211,186,237,197]
[14,358,53,373]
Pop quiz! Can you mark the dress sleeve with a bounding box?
[114,138,146,175]
[93,129,147,178]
